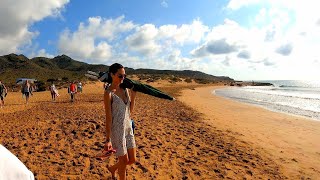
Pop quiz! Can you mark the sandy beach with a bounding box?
[179,86,320,179]
[1,82,318,179]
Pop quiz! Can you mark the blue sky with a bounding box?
[1,0,320,80]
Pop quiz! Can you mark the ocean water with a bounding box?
[214,80,320,121]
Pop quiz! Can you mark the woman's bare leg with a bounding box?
[108,162,119,178]
[118,155,128,180]
[108,149,135,179]
[127,148,136,165]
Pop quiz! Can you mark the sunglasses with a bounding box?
[117,74,126,79]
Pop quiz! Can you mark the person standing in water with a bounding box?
[104,63,137,180]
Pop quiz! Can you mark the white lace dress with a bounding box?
[107,88,136,157]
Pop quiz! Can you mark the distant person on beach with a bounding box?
[22,80,33,104]
[49,83,59,101]
[77,82,83,93]
[68,82,77,102]
[0,80,8,108]
[104,63,137,180]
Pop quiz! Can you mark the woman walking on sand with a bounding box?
[50,83,59,101]
[103,63,136,180]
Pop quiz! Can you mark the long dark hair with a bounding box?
[107,63,124,84]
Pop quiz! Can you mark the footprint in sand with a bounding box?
[135,162,149,173]
[152,162,158,170]
[184,158,196,164]
[144,154,151,159]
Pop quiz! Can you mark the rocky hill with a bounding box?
[0,53,234,86]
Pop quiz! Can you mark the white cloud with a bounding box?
[264,26,276,42]
[58,29,95,58]
[227,0,262,10]
[4,0,318,80]
[112,49,204,73]
[90,42,112,62]
[34,49,54,58]
[263,58,276,66]
[159,20,209,45]
[0,0,69,55]
[125,24,160,56]
[190,19,254,58]
[187,12,319,80]
[113,53,144,69]
[228,0,320,32]
[56,16,209,72]
[58,16,135,63]
[125,20,208,57]
[237,50,251,59]
[1,0,318,82]
[275,43,293,56]
[191,39,239,57]
[161,1,168,8]
[205,19,251,44]
[222,56,231,66]
[166,50,201,70]
[97,1,320,80]
[83,16,135,41]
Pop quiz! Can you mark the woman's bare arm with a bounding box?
[129,89,136,114]
[104,91,113,144]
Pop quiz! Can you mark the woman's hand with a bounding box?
[104,141,113,151]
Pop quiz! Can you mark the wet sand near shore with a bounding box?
[1,82,288,179]
[179,86,320,179]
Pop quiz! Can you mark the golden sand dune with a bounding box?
[0,82,288,179]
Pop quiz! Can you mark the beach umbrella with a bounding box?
[16,78,37,85]
[123,78,174,100]
[85,71,175,100]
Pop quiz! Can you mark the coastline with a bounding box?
[179,86,320,178]
[213,85,320,122]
